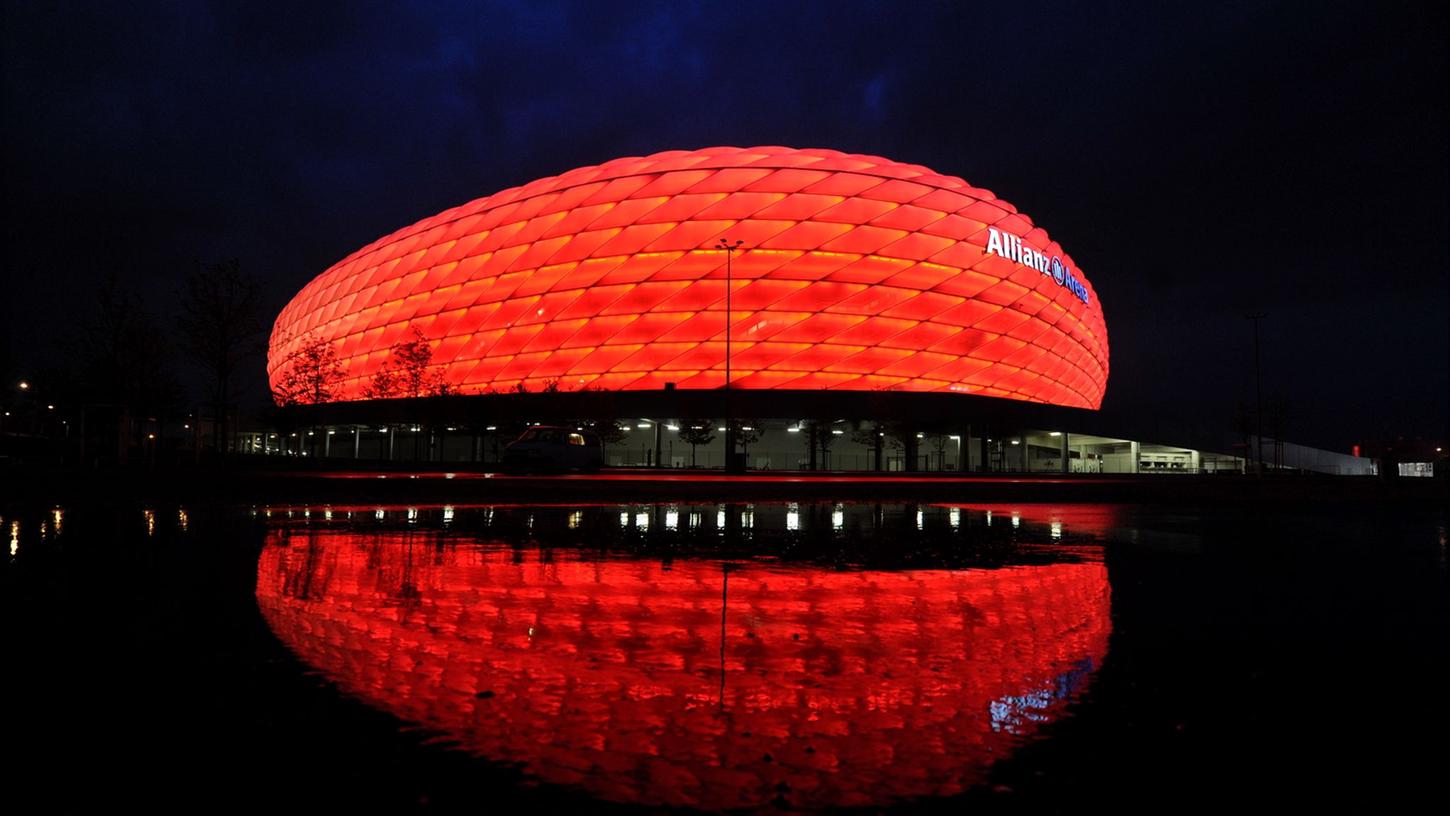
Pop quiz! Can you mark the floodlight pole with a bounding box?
[1246,312,1267,476]
[715,238,745,472]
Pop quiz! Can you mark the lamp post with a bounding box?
[1246,312,1267,475]
[715,238,744,472]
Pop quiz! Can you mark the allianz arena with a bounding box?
[249,147,1376,475]
[268,146,1108,409]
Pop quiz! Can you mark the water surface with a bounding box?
[255,504,1109,808]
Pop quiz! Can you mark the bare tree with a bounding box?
[678,420,715,468]
[369,329,438,398]
[928,433,950,472]
[363,328,450,399]
[177,259,267,454]
[77,275,182,416]
[582,419,628,446]
[728,419,761,462]
[851,422,886,471]
[805,419,839,470]
[273,334,344,405]
[363,365,398,401]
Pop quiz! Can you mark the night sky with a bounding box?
[3,0,1446,450]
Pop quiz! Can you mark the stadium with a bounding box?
[259,146,1369,475]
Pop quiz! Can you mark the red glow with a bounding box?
[269,146,1109,407]
[256,535,1111,808]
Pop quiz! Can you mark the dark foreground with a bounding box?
[4,494,1447,812]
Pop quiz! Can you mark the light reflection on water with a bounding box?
[255,503,1112,809]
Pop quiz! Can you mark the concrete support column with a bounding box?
[904,430,919,472]
[1060,433,1069,474]
[354,427,361,458]
[388,426,395,461]
[653,422,663,468]
[324,430,331,458]
[1130,440,1141,474]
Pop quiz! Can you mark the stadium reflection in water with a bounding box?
[255,503,1112,809]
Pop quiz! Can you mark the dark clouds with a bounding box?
[3,0,1446,448]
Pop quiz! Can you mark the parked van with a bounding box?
[501,426,604,472]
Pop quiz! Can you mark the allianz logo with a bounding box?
[984,226,1091,305]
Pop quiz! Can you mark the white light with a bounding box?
[950,507,961,529]
[916,509,924,530]
[486,425,497,431]
[1051,521,1063,540]
[637,423,651,429]
[666,425,679,431]
[716,507,725,528]
[787,426,800,433]
[688,511,701,528]
[832,503,844,530]
[742,426,754,431]
[620,511,630,527]
[665,509,679,530]
[949,435,960,441]
[1011,439,1021,445]
[717,427,727,432]
[443,506,455,524]
[1012,512,1021,529]
[327,430,336,435]
[567,511,581,529]
[916,433,925,439]
[635,511,649,530]
[1049,431,1062,437]
[787,502,800,531]
[831,429,843,435]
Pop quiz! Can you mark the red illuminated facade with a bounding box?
[256,532,1111,808]
[268,146,1108,407]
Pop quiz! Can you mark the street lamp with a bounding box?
[714,238,745,472]
[1246,312,1267,475]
